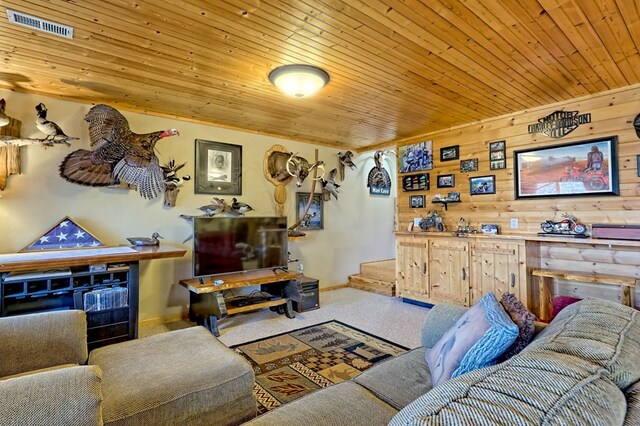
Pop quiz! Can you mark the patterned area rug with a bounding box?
[231,320,408,415]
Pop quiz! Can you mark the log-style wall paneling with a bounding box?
[2,1,640,149]
[397,84,640,235]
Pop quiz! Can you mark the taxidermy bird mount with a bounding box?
[321,168,340,201]
[231,197,254,216]
[0,99,9,128]
[35,103,79,146]
[161,159,190,207]
[59,104,179,199]
[337,151,356,181]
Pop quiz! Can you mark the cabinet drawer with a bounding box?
[86,307,129,327]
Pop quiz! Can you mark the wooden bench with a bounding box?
[532,269,637,321]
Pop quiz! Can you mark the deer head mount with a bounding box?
[267,151,325,188]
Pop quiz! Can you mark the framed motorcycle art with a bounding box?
[513,136,619,199]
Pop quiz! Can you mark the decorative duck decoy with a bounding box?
[127,232,163,246]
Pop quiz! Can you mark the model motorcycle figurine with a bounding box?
[419,211,445,232]
[540,213,587,235]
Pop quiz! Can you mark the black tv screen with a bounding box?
[193,216,288,277]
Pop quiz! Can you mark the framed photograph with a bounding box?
[440,145,459,161]
[637,155,640,177]
[437,174,455,188]
[409,194,425,208]
[402,173,429,191]
[399,141,433,172]
[195,139,242,195]
[470,175,496,195]
[489,140,505,151]
[296,192,323,230]
[490,151,505,160]
[460,158,478,172]
[513,136,619,199]
[490,160,506,170]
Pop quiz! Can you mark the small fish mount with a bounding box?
[161,159,191,207]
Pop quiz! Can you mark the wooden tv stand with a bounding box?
[179,270,300,336]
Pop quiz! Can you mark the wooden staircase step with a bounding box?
[348,274,395,296]
[360,259,395,282]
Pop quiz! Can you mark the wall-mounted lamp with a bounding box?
[268,64,330,99]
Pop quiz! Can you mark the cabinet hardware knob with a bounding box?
[462,267,467,281]
[511,273,516,287]
[423,262,427,274]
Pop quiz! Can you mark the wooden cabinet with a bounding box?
[1,263,139,351]
[429,239,470,306]
[469,241,527,305]
[396,237,429,302]
[395,234,526,308]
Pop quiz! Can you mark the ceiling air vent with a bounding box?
[6,9,73,39]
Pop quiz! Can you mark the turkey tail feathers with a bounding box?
[113,156,164,199]
[59,149,118,187]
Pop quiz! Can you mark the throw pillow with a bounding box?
[498,292,536,361]
[551,295,582,320]
[425,292,518,387]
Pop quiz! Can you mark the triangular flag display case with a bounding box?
[20,216,105,252]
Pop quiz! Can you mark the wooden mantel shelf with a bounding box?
[0,245,186,273]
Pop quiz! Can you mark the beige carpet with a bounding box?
[140,288,430,348]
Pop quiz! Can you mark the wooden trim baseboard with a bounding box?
[320,283,349,292]
[139,312,188,329]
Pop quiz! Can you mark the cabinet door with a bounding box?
[396,237,429,301]
[470,241,526,304]
[429,239,470,306]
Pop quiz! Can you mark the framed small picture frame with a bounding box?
[637,155,640,177]
[437,174,455,188]
[489,140,505,151]
[409,195,425,208]
[488,140,506,170]
[195,139,242,195]
[470,175,496,195]
[402,173,429,191]
[490,160,506,170]
[460,158,478,172]
[440,145,459,161]
[296,192,323,230]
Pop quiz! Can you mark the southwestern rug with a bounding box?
[231,320,408,415]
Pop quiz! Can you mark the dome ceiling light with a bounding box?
[268,64,330,99]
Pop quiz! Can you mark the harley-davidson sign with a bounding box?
[528,110,591,139]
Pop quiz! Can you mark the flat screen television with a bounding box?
[193,216,288,277]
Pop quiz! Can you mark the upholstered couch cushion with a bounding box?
[624,381,640,426]
[425,292,518,386]
[89,326,255,426]
[390,350,627,426]
[245,381,398,426]
[353,347,432,410]
[525,298,640,388]
[0,365,103,426]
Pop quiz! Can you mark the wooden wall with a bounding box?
[396,84,640,234]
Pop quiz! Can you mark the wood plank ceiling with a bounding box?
[1,1,639,150]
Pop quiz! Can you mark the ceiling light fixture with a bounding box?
[268,64,330,99]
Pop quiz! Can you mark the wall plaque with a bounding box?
[528,110,591,139]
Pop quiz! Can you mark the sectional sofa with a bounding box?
[247,298,639,426]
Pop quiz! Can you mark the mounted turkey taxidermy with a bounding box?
[59,104,179,199]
